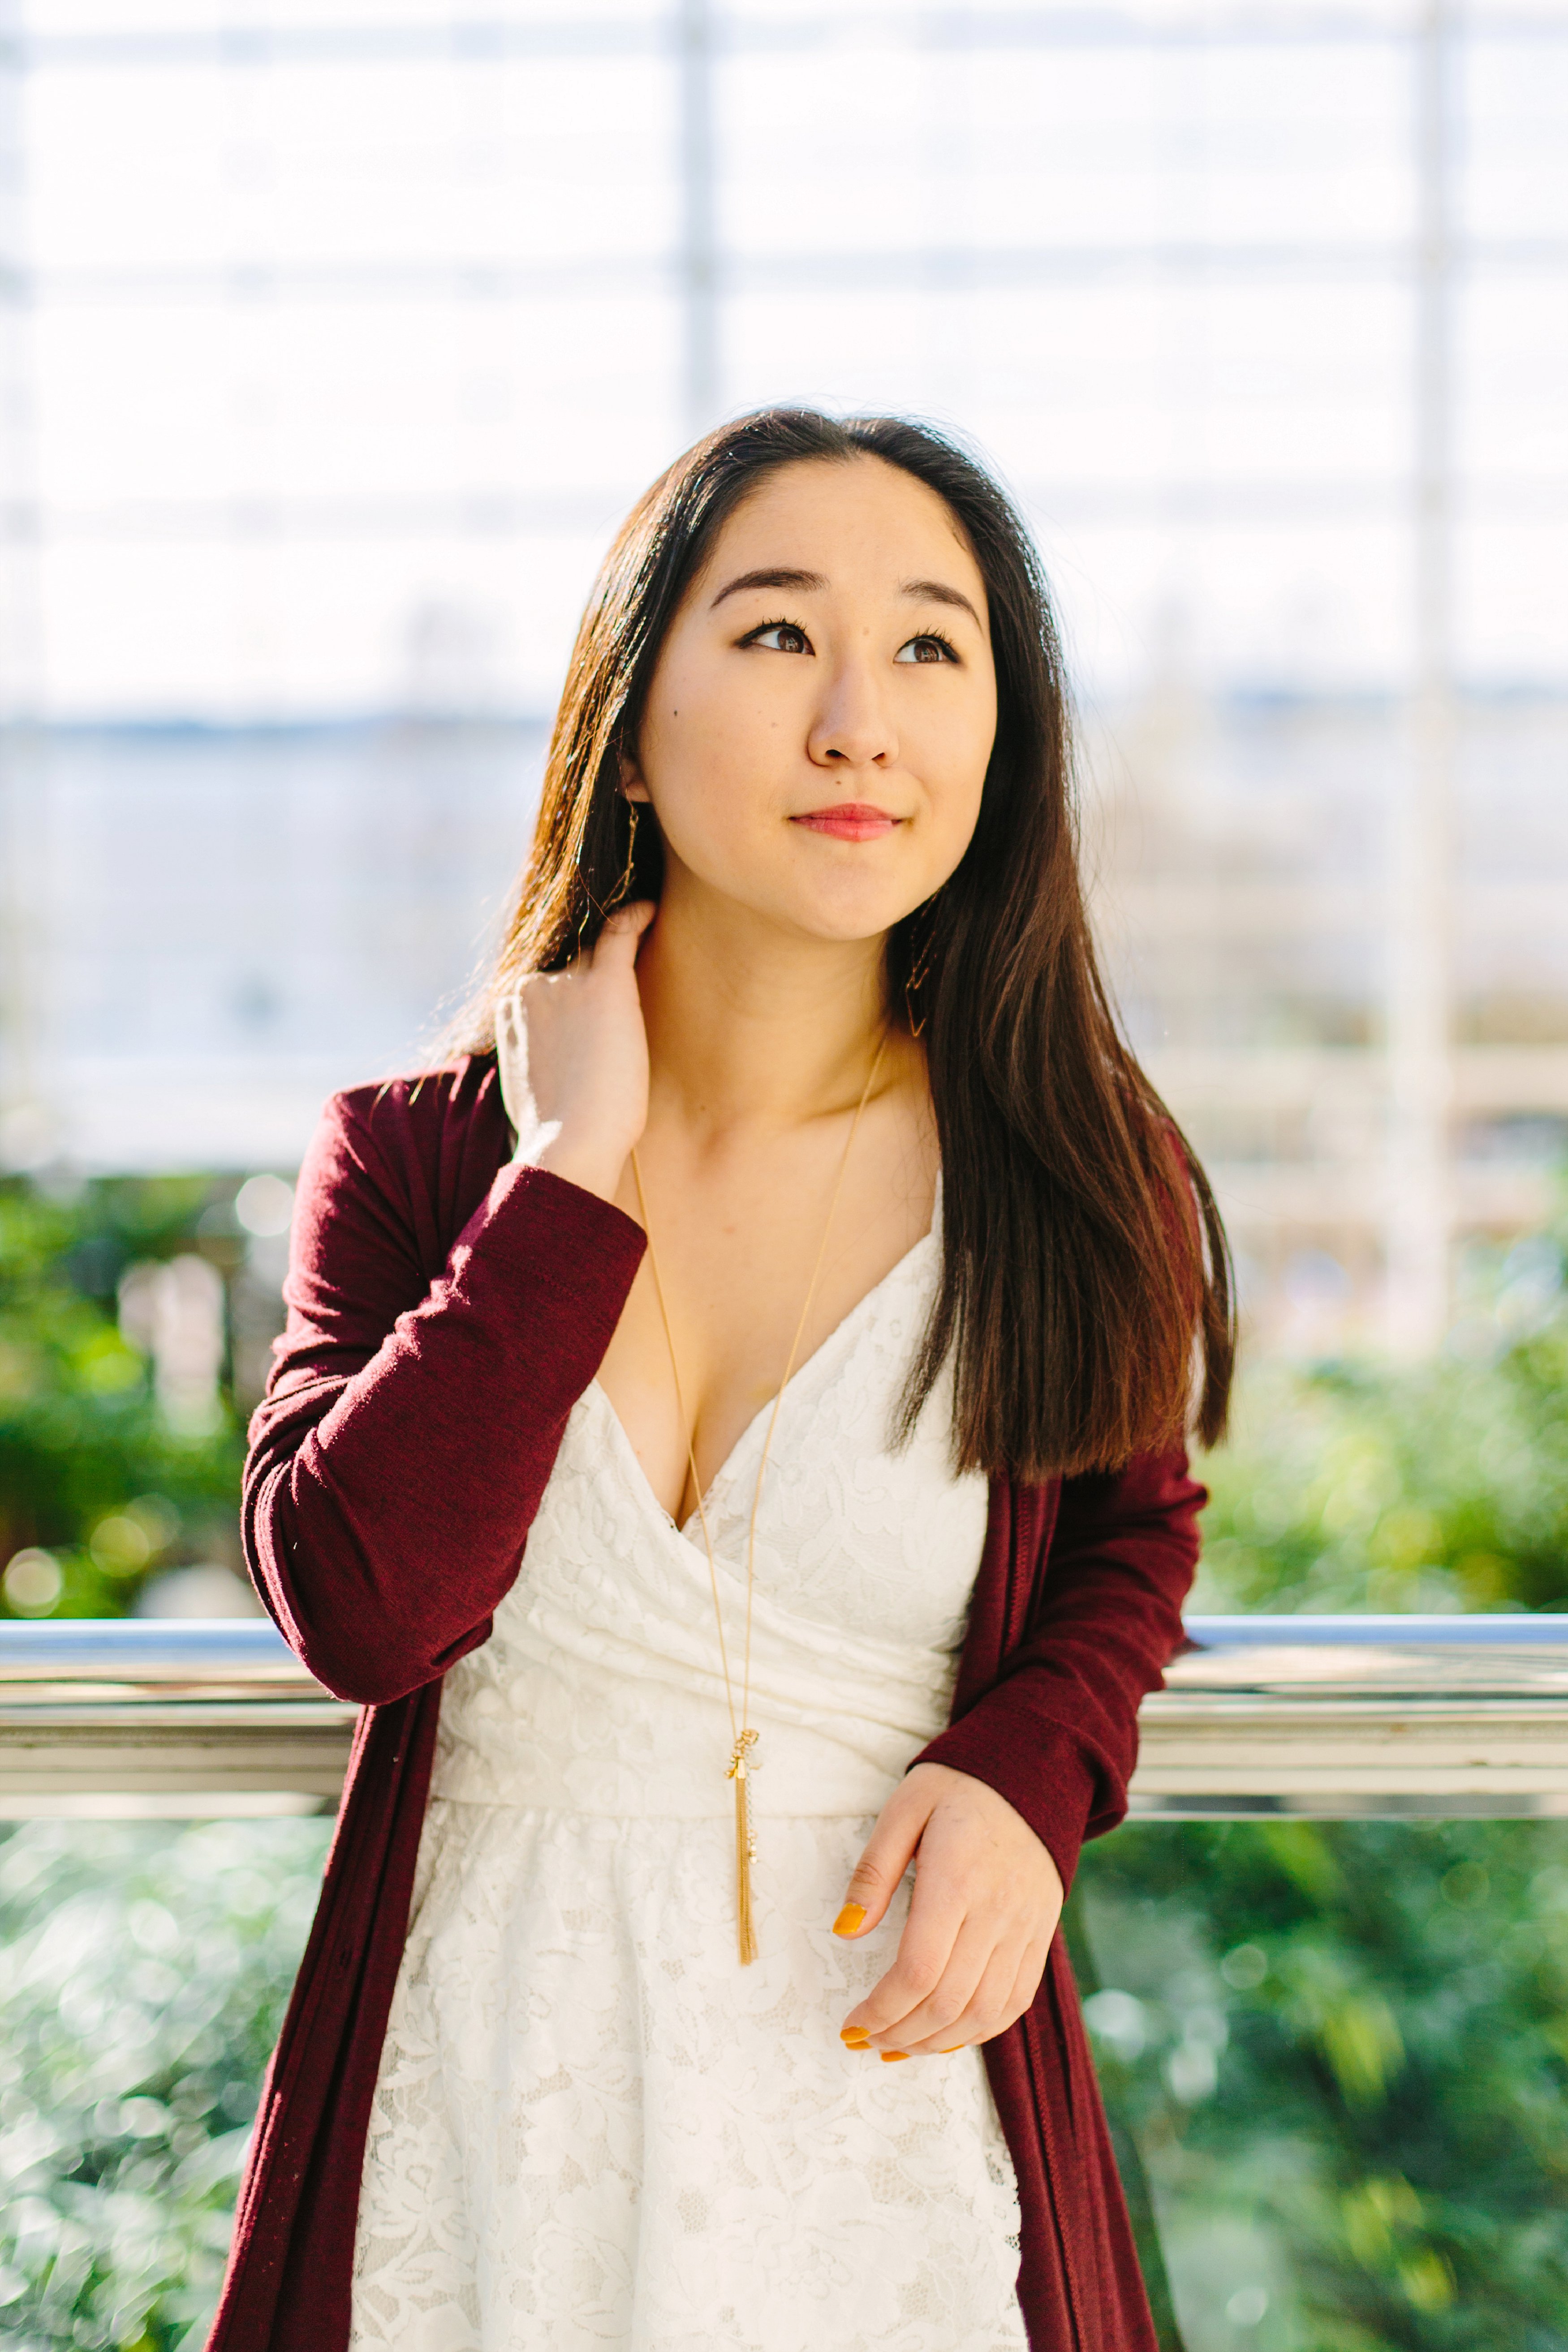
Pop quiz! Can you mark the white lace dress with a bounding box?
[349,1226,1028,2352]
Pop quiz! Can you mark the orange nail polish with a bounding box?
[832,1903,866,1937]
[939,2046,964,2054]
[881,2050,909,2063]
[840,2027,871,2047]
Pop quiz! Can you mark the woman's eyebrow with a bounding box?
[708,565,982,631]
[902,578,982,629]
[710,566,827,608]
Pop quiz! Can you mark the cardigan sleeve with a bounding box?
[911,1448,1204,1895]
[241,1080,646,1705]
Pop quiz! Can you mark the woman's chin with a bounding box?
[661,876,917,954]
[761,898,921,953]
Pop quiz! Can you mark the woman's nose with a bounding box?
[806,661,898,770]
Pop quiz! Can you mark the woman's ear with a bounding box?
[617,748,651,805]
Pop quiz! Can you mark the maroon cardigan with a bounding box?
[208,1055,1205,2352]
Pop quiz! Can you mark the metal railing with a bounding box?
[0,1619,354,1818]
[5,1615,1568,1820]
[1137,1615,1568,1818]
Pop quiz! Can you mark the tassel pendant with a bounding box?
[727,1730,760,1966]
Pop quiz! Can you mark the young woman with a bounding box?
[210,409,1231,2352]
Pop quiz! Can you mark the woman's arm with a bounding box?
[917,1447,1206,1884]
[243,1076,646,1705]
[835,1448,1204,2057]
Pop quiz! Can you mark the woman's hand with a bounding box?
[834,1763,1064,2059]
[494,900,656,1203]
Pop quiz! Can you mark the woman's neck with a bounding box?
[636,893,894,1142]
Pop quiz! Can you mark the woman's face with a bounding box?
[625,454,997,948]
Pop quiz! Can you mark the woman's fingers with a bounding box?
[895,1933,1039,2057]
[592,897,657,957]
[832,1771,939,1940]
[849,1917,1050,2059]
[836,1764,1064,2060]
[493,989,530,1134]
[852,1907,999,2053]
[489,897,655,1199]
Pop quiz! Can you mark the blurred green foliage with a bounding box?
[1073,1201,1568,2348]
[0,1178,244,1617]
[1080,1819,1568,2351]
[1197,1225,1568,1619]
[0,1818,329,2352]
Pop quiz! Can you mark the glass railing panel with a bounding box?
[0,1814,329,2352]
[5,1618,1568,2349]
[1075,1812,1568,2352]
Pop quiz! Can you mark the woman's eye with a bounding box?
[895,634,958,665]
[745,621,813,655]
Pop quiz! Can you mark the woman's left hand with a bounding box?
[834,1763,1064,2058]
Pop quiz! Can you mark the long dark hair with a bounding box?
[455,407,1232,1479]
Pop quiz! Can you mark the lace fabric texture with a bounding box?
[350,1228,1028,2352]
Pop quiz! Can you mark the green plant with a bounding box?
[1197,1225,1568,1620]
[1079,1816,1568,2351]
[0,1178,244,1618]
[1070,1200,1568,2348]
[0,1817,329,2352]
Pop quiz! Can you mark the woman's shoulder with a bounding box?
[302,1053,509,1259]
[330,1052,504,1152]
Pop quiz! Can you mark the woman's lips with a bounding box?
[791,805,900,842]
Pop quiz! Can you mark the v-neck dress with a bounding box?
[348,1225,1028,2352]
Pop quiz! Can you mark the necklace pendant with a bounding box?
[632,1048,885,1983]
[728,1730,760,1966]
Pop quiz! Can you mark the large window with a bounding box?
[2,0,1565,1348]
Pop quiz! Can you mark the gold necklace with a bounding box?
[630,1031,889,1965]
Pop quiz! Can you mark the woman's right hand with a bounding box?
[494,900,656,1203]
